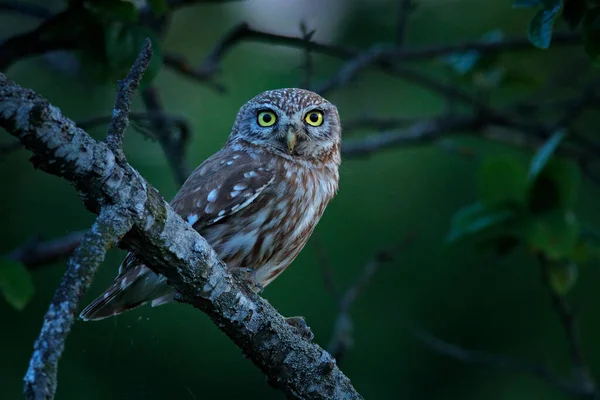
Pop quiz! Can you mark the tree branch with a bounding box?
[23,208,132,400]
[409,324,595,397]
[0,1,52,19]
[140,86,190,186]
[6,231,85,270]
[540,258,598,397]
[395,0,413,46]
[105,39,153,164]
[0,60,362,400]
[318,237,413,362]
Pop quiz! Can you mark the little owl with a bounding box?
[80,88,341,320]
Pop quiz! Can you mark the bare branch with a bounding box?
[23,208,132,400]
[540,258,598,397]
[299,21,316,89]
[77,112,188,133]
[0,1,52,19]
[409,325,595,397]
[140,86,191,186]
[395,0,413,46]
[0,71,362,400]
[321,237,414,362]
[0,9,78,72]
[163,53,227,93]
[342,115,414,134]
[6,231,85,270]
[342,114,485,157]
[105,39,153,164]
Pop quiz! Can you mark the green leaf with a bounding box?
[0,258,35,310]
[443,30,504,76]
[479,155,529,207]
[527,0,564,49]
[529,130,566,180]
[528,158,580,213]
[446,202,515,244]
[526,209,579,259]
[102,23,162,85]
[583,7,600,65]
[86,0,139,24]
[547,261,578,294]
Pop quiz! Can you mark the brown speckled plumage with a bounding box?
[80,88,341,321]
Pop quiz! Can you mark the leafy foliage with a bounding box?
[442,30,542,89]
[447,131,595,293]
[514,0,600,64]
[0,258,34,310]
[44,0,164,84]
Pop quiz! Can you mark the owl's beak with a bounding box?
[286,128,297,153]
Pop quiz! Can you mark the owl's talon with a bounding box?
[233,267,264,293]
[285,316,314,341]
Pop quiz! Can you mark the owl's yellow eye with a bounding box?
[305,110,324,127]
[257,111,277,127]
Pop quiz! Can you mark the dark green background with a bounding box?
[2,0,600,399]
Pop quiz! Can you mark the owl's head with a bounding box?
[228,88,341,164]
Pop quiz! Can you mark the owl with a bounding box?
[80,88,341,320]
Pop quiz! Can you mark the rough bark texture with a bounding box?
[23,209,132,400]
[0,73,362,400]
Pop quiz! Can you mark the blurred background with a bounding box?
[2,0,600,399]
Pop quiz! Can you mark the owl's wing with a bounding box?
[170,148,276,230]
[117,148,275,275]
[79,149,277,320]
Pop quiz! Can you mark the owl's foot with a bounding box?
[285,316,314,341]
[233,267,264,293]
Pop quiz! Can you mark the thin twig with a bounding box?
[163,53,227,93]
[105,38,153,164]
[395,0,413,46]
[410,325,595,397]
[141,86,191,185]
[343,115,414,134]
[0,1,52,19]
[323,237,414,361]
[342,114,485,157]
[77,112,188,132]
[6,231,85,269]
[23,209,132,400]
[540,258,598,397]
[299,21,316,89]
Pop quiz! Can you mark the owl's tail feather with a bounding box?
[79,265,174,321]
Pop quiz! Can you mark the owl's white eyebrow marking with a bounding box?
[244,171,257,178]
[233,183,247,191]
[187,214,199,226]
[207,188,218,202]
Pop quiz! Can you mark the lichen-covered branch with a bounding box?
[22,208,132,400]
[0,72,362,400]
